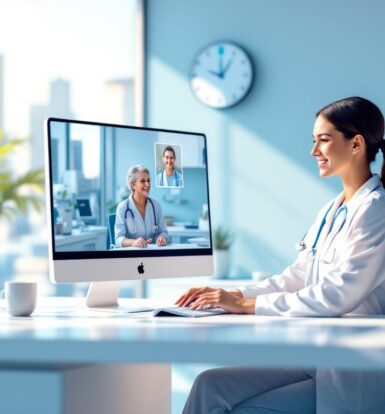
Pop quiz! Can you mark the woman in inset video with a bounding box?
[178,97,385,413]
[157,146,183,187]
[115,164,168,248]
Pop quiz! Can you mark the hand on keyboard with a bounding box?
[175,286,256,315]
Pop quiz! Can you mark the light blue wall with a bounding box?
[146,0,385,276]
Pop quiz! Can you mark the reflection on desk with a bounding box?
[55,226,108,251]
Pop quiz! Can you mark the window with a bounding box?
[0,0,144,294]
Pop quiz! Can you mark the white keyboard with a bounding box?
[153,306,229,318]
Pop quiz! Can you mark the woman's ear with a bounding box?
[352,134,365,154]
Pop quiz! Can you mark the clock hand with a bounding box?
[218,45,224,78]
[222,59,233,77]
[208,69,221,78]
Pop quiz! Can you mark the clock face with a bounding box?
[189,42,253,109]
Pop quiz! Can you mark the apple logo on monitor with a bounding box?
[137,262,145,274]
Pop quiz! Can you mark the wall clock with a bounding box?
[189,41,253,109]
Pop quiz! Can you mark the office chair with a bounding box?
[107,213,116,249]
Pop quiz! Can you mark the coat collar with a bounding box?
[332,174,382,227]
[343,174,381,218]
[317,175,382,248]
[313,174,382,262]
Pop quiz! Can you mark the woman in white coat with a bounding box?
[178,97,385,414]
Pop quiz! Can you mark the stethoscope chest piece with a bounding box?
[295,240,306,252]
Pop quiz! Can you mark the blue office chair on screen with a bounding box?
[107,213,116,249]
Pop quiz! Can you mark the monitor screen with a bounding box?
[77,198,92,218]
[45,118,213,284]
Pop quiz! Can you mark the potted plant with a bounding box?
[213,226,233,278]
[0,131,45,240]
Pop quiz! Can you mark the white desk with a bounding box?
[1,297,385,414]
[167,225,209,243]
[55,226,107,251]
[115,243,201,250]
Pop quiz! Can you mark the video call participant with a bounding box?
[157,146,183,187]
[115,164,168,248]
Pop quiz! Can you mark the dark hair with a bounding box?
[163,146,176,158]
[317,96,385,187]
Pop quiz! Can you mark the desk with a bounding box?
[1,297,385,414]
[115,243,201,250]
[167,225,209,243]
[55,226,107,252]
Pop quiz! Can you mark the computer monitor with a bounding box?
[77,198,93,219]
[45,117,213,309]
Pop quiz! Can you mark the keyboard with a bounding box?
[153,306,229,318]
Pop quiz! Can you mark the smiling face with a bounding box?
[132,171,151,198]
[311,115,357,178]
[163,150,176,173]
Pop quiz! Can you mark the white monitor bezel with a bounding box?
[45,118,213,283]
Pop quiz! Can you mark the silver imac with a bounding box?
[45,118,213,310]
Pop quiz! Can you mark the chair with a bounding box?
[107,213,116,249]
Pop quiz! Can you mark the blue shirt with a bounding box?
[156,169,183,187]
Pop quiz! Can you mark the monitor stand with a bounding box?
[86,281,154,313]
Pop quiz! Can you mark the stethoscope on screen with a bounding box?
[125,198,159,235]
[295,203,348,259]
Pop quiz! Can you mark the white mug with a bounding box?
[3,282,37,317]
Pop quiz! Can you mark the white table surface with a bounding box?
[1,297,385,370]
[55,226,107,242]
[114,243,201,250]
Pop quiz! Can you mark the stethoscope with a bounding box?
[295,202,348,259]
[159,170,180,187]
[125,197,159,235]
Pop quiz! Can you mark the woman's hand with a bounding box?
[175,287,256,315]
[132,237,152,247]
[156,235,167,246]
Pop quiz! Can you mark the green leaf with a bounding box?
[0,133,45,220]
[214,226,233,250]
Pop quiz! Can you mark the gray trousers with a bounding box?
[182,367,315,414]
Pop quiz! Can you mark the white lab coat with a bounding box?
[114,195,168,247]
[239,174,385,413]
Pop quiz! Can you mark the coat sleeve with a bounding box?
[154,200,168,241]
[114,202,127,248]
[177,170,183,187]
[156,172,163,187]
[255,198,385,316]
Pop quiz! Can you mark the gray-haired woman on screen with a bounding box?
[115,165,168,248]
